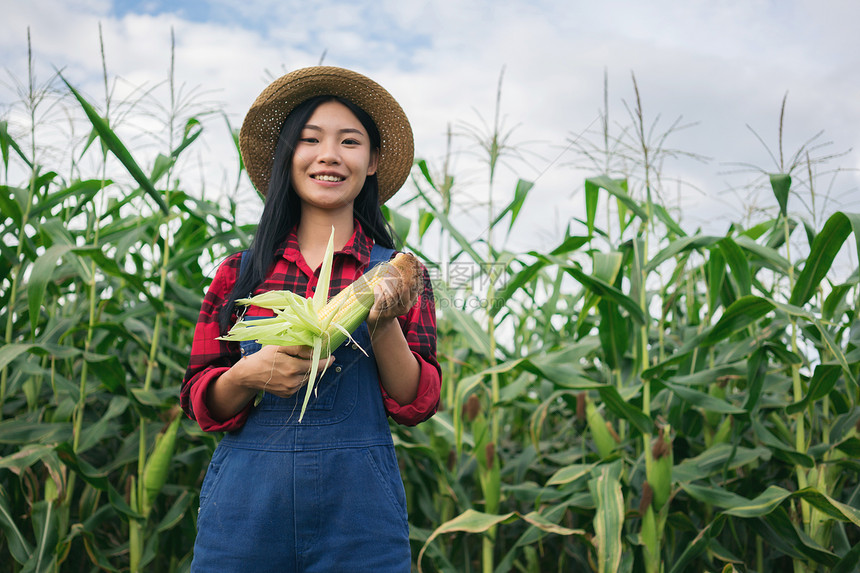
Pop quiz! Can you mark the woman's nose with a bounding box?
[317,139,340,164]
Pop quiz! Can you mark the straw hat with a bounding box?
[239,66,414,204]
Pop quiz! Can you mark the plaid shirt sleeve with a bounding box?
[380,262,442,426]
[179,252,251,432]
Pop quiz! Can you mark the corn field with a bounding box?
[1,38,859,573]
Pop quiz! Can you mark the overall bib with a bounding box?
[191,246,411,573]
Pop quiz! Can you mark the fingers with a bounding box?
[275,345,315,360]
[372,278,418,317]
[241,346,336,398]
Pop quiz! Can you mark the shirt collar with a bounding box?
[278,219,373,267]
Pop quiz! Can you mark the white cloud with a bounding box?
[2,0,858,254]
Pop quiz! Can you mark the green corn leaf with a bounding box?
[0,420,72,445]
[597,299,627,371]
[706,246,726,314]
[381,204,411,249]
[417,509,518,572]
[590,461,624,573]
[0,343,34,372]
[490,259,548,318]
[585,179,599,237]
[415,158,437,190]
[446,307,492,356]
[27,500,58,573]
[59,73,169,214]
[744,346,768,412]
[718,237,752,297]
[769,173,791,217]
[585,176,649,221]
[55,443,143,520]
[546,463,595,486]
[653,203,686,237]
[563,265,646,325]
[667,516,726,573]
[0,484,33,564]
[790,211,860,306]
[751,418,814,467]
[172,117,203,159]
[519,509,583,536]
[549,235,589,256]
[786,363,842,415]
[722,485,791,518]
[673,444,771,483]
[415,184,484,265]
[793,488,860,528]
[760,508,838,566]
[596,385,653,436]
[31,178,107,219]
[682,483,750,508]
[823,282,855,321]
[0,185,25,228]
[832,540,860,573]
[490,178,533,234]
[702,295,775,347]
[417,208,434,238]
[0,119,32,168]
[662,380,746,414]
[670,362,746,386]
[156,491,195,534]
[734,235,791,273]
[646,235,721,273]
[592,251,623,283]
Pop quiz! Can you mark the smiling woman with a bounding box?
[179,66,440,572]
[290,100,379,233]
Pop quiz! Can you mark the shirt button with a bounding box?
[335,366,342,373]
[351,343,358,350]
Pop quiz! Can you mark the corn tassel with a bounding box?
[218,227,422,421]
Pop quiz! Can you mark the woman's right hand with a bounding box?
[235,345,334,398]
[206,345,333,421]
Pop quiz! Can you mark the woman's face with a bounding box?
[290,100,378,214]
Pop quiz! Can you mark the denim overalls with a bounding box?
[191,246,411,572]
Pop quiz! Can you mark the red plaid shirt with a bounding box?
[180,221,441,431]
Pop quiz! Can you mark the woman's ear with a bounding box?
[367,149,379,176]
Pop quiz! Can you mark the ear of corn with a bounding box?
[586,399,616,459]
[647,426,673,511]
[218,227,422,421]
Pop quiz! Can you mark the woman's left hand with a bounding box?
[367,274,420,331]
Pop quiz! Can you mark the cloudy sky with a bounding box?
[3,0,859,255]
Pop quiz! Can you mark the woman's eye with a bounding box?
[343,138,360,145]
[300,137,318,143]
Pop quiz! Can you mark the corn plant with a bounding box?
[396,76,860,573]
[0,32,250,572]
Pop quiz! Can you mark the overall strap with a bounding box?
[367,243,395,271]
[238,248,252,281]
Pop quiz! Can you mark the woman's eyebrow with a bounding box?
[303,124,366,136]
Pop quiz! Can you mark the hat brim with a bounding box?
[239,66,414,204]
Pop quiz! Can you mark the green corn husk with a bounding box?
[586,399,616,459]
[219,228,350,421]
[218,227,420,421]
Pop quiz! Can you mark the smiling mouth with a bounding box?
[311,174,345,182]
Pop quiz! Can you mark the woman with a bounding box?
[180,66,441,572]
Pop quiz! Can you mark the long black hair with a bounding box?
[219,95,397,334]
